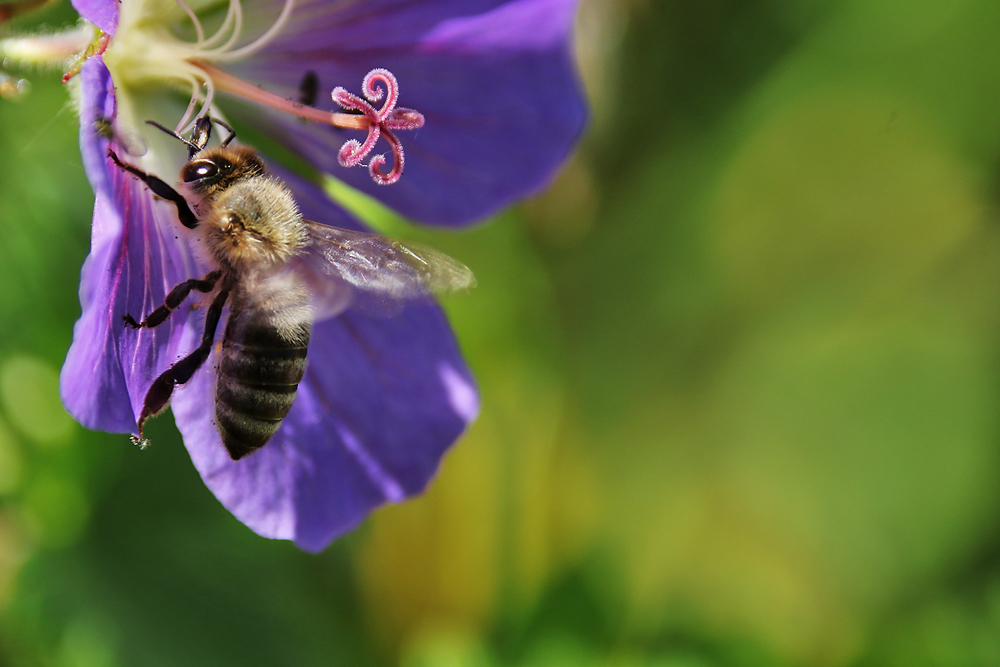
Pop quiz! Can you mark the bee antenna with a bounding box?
[211,117,237,147]
[146,120,204,157]
[145,117,237,156]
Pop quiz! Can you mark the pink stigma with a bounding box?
[192,62,424,185]
[332,69,424,186]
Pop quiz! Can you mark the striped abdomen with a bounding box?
[216,294,312,460]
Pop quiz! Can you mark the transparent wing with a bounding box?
[301,220,477,301]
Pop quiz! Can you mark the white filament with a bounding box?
[175,72,203,131]
[211,0,294,60]
[172,0,205,49]
[154,0,293,133]
[199,0,240,50]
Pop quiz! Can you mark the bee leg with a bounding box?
[124,270,223,330]
[135,288,230,440]
[107,149,200,230]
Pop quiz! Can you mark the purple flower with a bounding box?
[48,0,584,550]
[70,0,587,225]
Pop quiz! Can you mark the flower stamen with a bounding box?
[173,0,206,49]
[215,0,245,54]
[175,70,216,134]
[207,0,293,61]
[197,0,240,51]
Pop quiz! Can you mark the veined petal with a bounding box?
[60,192,135,432]
[61,57,201,432]
[61,168,201,432]
[170,169,478,552]
[77,56,117,201]
[224,0,587,227]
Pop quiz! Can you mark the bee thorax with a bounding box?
[200,178,308,269]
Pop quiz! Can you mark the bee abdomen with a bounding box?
[217,378,298,420]
[220,341,307,385]
[216,336,309,460]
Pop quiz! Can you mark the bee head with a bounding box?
[181,146,265,197]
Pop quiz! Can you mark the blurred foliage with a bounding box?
[3,0,1000,665]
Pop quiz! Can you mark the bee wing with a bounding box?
[301,220,477,301]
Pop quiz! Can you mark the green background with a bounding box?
[3,0,1000,664]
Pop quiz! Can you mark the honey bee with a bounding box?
[109,116,475,460]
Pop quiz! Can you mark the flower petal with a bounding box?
[61,59,200,432]
[170,169,478,551]
[225,0,587,226]
[71,0,117,35]
[77,56,117,200]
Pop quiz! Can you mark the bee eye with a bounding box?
[182,159,219,182]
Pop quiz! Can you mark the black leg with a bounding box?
[134,287,231,443]
[108,149,200,229]
[124,270,222,330]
